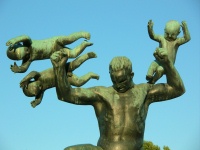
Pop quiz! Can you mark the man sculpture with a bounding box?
[50,47,185,150]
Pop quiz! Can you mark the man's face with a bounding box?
[110,69,133,93]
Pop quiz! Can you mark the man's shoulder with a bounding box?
[90,86,116,95]
[133,83,153,91]
[88,86,112,92]
[134,83,152,88]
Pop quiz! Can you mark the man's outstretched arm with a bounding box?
[50,50,100,105]
[146,48,185,103]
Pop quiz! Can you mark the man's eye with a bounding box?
[120,79,127,83]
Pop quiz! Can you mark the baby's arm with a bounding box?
[147,20,160,42]
[148,20,161,42]
[6,35,32,47]
[11,60,32,73]
[177,21,191,45]
[31,92,44,108]
[20,71,40,88]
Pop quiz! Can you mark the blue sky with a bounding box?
[0,1,199,150]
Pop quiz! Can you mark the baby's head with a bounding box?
[164,20,180,41]
[7,43,30,60]
[22,81,41,97]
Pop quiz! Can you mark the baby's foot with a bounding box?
[88,52,97,58]
[82,32,91,40]
[83,40,93,47]
[89,72,99,80]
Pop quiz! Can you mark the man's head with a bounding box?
[164,20,180,41]
[7,43,30,60]
[109,56,134,93]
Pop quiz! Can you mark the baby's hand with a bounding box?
[6,39,17,47]
[10,62,20,73]
[148,20,154,29]
[20,79,29,89]
[181,21,187,25]
[181,21,187,29]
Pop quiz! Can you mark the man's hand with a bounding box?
[50,49,68,68]
[153,48,169,64]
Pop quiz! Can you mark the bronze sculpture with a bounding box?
[50,47,185,150]
[146,20,191,84]
[7,20,190,149]
[6,31,91,73]
[20,52,99,108]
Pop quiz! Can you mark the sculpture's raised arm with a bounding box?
[147,20,161,42]
[146,48,185,103]
[177,21,191,45]
[50,50,100,105]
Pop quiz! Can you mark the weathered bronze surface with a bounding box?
[6,31,91,73]
[20,52,99,108]
[146,20,191,84]
[50,47,185,150]
[7,21,189,149]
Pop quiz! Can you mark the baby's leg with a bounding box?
[69,52,97,72]
[31,91,44,108]
[64,144,103,150]
[151,66,164,84]
[146,61,158,82]
[66,41,93,58]
[69,73,99,87]
[56,31,91,46]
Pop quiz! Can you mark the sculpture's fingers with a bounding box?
[50,52,60,62]
[6,41,11,46]
[60,50,68,64]
[14,62,18,66]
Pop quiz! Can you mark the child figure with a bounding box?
[146,20,191,84]
[20,52,99,108]
[6,31,92,73]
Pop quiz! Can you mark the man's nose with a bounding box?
[116,83,122,88]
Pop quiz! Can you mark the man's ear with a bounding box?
[131,72,134,78]
[177,30,181,35]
